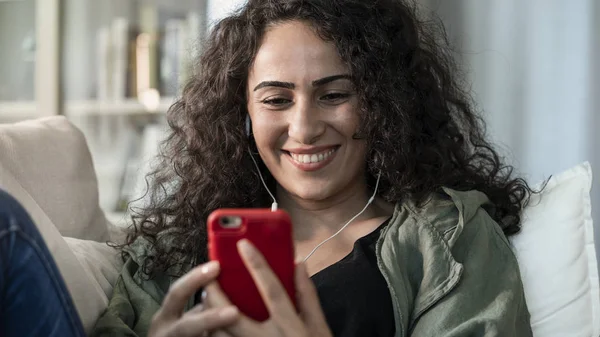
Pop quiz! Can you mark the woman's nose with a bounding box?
[287,100,326,145]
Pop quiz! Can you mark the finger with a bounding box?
[237,239,301,329]
[187,303,205,315]
[221,315,270,337]
[204,282,233,309]
[295,262,329,328]
[160,261,220,319]
[210,330,234,337]
[204,280,269,336]
[170,306,239,337]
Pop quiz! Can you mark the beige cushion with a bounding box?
[65,237,123,300]
[0,116,110,241]
[0,166,121,333]
[0,116,125,333]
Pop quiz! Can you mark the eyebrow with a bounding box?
[252,74,352,92]
[312,74,352,87]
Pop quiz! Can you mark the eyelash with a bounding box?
[261,97,291,105]
[260,93,351,106]
[321,93,351,101]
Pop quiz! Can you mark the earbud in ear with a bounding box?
[245,115,251,137]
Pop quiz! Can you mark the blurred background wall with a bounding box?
[0,0,35,101]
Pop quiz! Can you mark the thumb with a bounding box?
[295,263,329,329]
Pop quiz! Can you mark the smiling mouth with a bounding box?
[282,146,339,171]
[288,148,337,164]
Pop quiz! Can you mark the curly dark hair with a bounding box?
[119,0,536,278]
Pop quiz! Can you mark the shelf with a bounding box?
[0,98,177,120]
[64,97,176,116]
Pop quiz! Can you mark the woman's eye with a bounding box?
[261,97,292,106]
[321,92,351,102]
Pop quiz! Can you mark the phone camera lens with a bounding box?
[219,216,242,228]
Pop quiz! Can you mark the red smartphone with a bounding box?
[207,208,296,321]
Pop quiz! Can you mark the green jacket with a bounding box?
[92,188,533,337]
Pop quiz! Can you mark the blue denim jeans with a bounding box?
[0,189,85,337]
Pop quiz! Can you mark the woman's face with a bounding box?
[247,20,367,203]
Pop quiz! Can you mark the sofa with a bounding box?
[0,116,598,336]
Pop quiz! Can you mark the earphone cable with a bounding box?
[248,147,278,211]
[302,171,381,262]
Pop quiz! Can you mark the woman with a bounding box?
[0,0,535,336]
[92,0,535,335]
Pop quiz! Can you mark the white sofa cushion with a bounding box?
[0,116,110,241]
[511,162,599,337]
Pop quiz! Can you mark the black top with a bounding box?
[311,220,395,337]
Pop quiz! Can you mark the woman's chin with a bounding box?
[285,184,334,203]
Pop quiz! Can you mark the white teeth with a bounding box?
[289,149,336,165]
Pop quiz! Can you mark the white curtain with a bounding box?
[421,0,600,265]
[208,0,247,27]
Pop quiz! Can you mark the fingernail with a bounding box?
[201,261,219,274]
[219,306,239,320]
[237,239,255,257]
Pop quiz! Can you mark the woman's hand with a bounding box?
[148,261,240,337]
[205,239,333,337]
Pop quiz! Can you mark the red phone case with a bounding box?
[207,208,296,322]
